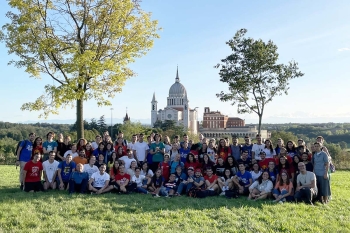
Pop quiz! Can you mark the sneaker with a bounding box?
[281,198,286,202]
[278,201,283,204]
[165,195,170,198]
[220,191,225,196]
[153,194,160,198]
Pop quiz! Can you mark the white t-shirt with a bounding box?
[128,142,137,151]
[43,160,59,182]
[263,148,276,159]
[252,144,265,160]
[91,142,99,150]
[120,156,136,169]
[140,169,154,177]
[91,172,110,188]
[133,142,149,161]
[64,150,78,159]
[83,164,99,179]
[164,144,172,153]
[207,148,216,163]
[170,150,179,161]
[132,174,146,187]
[250,170,262,182]
[297,171,318,193]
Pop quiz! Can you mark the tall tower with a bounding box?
[183,93,189,130]
[151,92,158,126]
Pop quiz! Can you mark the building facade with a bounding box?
[151,68,198,134]
[200,107,270,139]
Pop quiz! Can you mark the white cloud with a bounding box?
[338,47,350,52]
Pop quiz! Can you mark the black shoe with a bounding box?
[20,184,23,190]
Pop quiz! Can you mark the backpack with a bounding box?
[225,189,239,199]
[15,140,27,156]
[188,187,208,198]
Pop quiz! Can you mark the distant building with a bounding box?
[200,107,270,139]
[151,67,198,134]
[123,112,130,123]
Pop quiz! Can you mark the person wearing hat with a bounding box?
[185,168,205,195]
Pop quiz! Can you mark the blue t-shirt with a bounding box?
[236,171,252,186]
[193,176,205,188]
[179,148,190,163]
[43,141,58,154]
[70,171,89,184]
[19,140,33,162]
[268,170,278,184]
[170,161,184,174]
[241,144,253,159]
[58,161,76,182]
[174,172,187,185]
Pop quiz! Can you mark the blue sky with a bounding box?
[0,1,349,124]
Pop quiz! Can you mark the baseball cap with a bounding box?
[188,167,194,171]
[195,168,202,173]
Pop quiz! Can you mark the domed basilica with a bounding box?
[151,67,198,134]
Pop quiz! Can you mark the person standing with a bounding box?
[42,132,58,161]
[133,133,149,166]
[312,142,330,204]
[16,132,35,189]
[230,136,241,162]
[149,133,165,172]
[252,134,264,162]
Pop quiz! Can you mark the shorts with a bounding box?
[24,181,43,192]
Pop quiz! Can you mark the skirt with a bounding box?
[316,175,331,197]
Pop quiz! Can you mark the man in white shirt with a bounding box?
[83,156,99,179]
[252,134,265,161]
[294,162,317,205]
[128,134,138,151]
[89,164,113,194]
[133,133,149,165]
[91,135,102,150]
[120,149,137,169]
[64,144,79,159]
[43,151,59,190]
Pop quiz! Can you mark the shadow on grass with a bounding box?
[0,186,282,213]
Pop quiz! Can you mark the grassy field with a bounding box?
[0,166,349,233]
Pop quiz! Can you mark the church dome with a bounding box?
[169,82,187,97]
[168,67,187,97]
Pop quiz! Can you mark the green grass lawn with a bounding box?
[0,166,349,233]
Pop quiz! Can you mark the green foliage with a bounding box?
[153,120,186,139]
[339,141,348,150]
[117,121,153,141]
[1,0,160,138]
[216,29,304,133]
[97,115,107,135]
[0,166,350,232]
[270,130,299,145]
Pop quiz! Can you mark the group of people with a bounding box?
[16,131,332,204]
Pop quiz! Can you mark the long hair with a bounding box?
[278,156,290,170]
[278,172,290,186]
[112,161,120,176]
[257,171,271,185]
[264,139,274,153]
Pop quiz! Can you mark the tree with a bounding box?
[97,115,107,134]
[1,0,160,139]
[339,141,347,150]
[216,29,304,134]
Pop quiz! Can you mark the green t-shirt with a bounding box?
[150,142,165,162]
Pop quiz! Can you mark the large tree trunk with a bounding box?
[77,99,84,139]
[258,114,262,135]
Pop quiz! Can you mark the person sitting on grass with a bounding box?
[132,167,150,194]
[43,151,59,191]
[160,173,177,197]
[250,163,262,183]
[57,154,76,191]
[174,166,190,196]
[272,171,294,203]
[232,163,252,195]
[89,163,113,194]
[294,162,317,205]
[149,168,164,197]
[204,167,219,195]
[68,163,89,194]
[218,168,233,196]
[248,171,273,201]
[185,168,205,195]
[23,153,43,192]
[114,165,136,194]
[140,162,154,178]
[266,161,278,185]
[127,161,138,178]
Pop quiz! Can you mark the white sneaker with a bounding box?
[278,201,283,204]
[220,191,225,196]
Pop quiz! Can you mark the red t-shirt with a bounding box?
[185,161,201,170]
[279,166,295,179]
[115,173,130,186]
[204,174,218,184]
[24,160,43,182]
[258,158,275,170]
[114,145,127,158]
[159,161,170,181]
[218,147,231,161]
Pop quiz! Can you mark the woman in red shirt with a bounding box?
[32,137,43,161]
[217,139,231,161]
[185,152,200,171]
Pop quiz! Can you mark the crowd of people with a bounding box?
[16,131,333,204]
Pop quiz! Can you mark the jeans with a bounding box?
[69,178,88,194]
[136,186,148,194]
[176,182,188,194]
[272,189,294,202]
[294,187,317,204]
